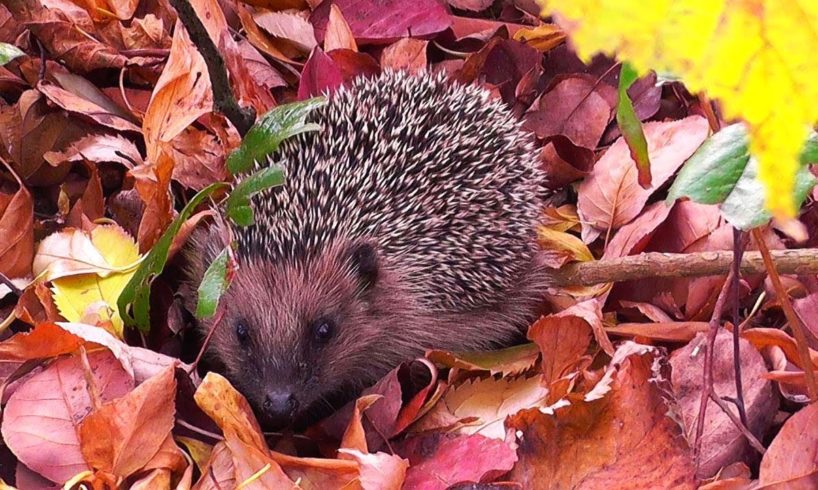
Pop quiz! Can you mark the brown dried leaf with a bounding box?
[0,175,33,277]
[507,343,696,488]
[79,366,177,479]
[192,442,235,490]
[254,10,318,54]
[8,2,127,72]
[1,350,134,484]
[380,39,427,73]
[337,449,408,490]
[324,4,357,52]
[37,82,140,133]
[528,308,593,388]
[194,372,267,450]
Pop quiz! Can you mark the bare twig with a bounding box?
[730,229,749,427]
[752,229,818,400]
[693,267,734,467]
[710,391,765,454]
[189,308,225,374]
[551,248,818,287]
[176,418,224,441]
[169,0,256,136]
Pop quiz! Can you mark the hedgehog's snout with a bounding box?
[260,387,300,428]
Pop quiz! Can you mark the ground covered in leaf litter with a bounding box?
[0,0,817,488]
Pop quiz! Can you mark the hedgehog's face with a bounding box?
[203,240,394,430]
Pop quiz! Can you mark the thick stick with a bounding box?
[550,249,818,287]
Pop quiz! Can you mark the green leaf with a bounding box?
[226,97,327,176]
[667,123,818,230]
[196,247,231,320]
[226,165,286,226]
[118,182,228,332]
[666,123,750,204]
[0,43,24,66]
[616,62,651,188]
[721,157,816,230]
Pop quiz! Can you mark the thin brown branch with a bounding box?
[693,267,734,468]
[710,390,765,455]
[169,0,255,136]
[551,248,818,287]
[189,308,224,374]
[752,229,818,400]
[731,229,749,427]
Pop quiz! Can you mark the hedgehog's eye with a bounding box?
[311,318,335,344]
[235,320,250,345]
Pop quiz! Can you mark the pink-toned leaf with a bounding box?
[577,116,710,242]
[313,0,451,44]
[524,75,615,149]
[670,331,777,478]
[254,9,318,53]
[759,401,818,486]
[604,201,674,259]
[395,433,517,490]
[44,134,143,168]
[1,350,134,484]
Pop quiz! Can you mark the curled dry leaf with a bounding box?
[577,116,710,242]
[79,366,178,480]
[1,350,134,484]
[194,372,267,450]
[507,342,696,488]
[254,9,318,54]
[37,83,141,133]
[0,176,33,278]
[337,449,408,490]
[528,308,592,390]
[193,442,235,490]
[313,0,451,44]
[670,331,777,479]
[43,134,143,168]
[426,343,540,378]
[411,375,549,440]
[759,401,818,486]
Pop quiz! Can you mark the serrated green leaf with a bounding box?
[226,97,327,176]
[196,247,231,319]
[118,182,228,332]
[616,63,651,188]
[226,165,285,227]
[668,123,818,230]
[0,43,24,66]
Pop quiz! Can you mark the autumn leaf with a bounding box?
[36,225,141,337]
[541,0,818,218]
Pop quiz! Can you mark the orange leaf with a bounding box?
[79,366,177,479]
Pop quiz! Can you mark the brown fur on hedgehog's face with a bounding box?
[188,235,402,429]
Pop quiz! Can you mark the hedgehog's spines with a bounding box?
[234,70,545,310]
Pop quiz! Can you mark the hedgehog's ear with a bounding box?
[347,241,379,292]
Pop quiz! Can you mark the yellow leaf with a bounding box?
[51,225,140,337]
[540,0,818,218]
[512,23,567,52]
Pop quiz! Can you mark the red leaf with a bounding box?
[298,48,344,100]
[759,401,818,486]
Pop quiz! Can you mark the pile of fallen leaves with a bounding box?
[2,0,818,488]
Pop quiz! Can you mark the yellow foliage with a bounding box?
[51,225,140,337]
[540,0,818,218]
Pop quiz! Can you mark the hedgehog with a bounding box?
[184,70,550,429]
